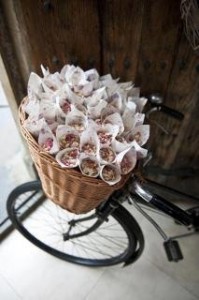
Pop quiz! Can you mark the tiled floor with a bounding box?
[0,201,199,300]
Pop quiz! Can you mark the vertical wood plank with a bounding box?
[152,33,199,168]
[100,0,144,81]
[11,0,101,76]
[137,0,182,95]
[0,2,26,103]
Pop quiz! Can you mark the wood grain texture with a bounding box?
[137,0,182,95]
[100,0,144,81]
[16,0,101,75]
[0,2,26,103]
[152,32,199,168]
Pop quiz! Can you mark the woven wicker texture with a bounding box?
[19,97,130,214]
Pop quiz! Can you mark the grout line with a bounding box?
[0,271,23,300]
[144,253,199,300]
[83,268,108,300]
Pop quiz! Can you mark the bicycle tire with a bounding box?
[7,181,144,267]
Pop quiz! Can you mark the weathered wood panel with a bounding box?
[136,0,182,95]
[0,2,26,103]
[100,0,144,80]
[20,0,101,75]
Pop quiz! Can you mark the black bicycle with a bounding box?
[6,96,199,267]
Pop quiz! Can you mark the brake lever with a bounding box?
[148,93,184,121]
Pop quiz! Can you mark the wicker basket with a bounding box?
[19,97,131,214]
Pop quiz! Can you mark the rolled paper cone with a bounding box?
[122,109,137,132]
[87,100,107,119]
[43,72,63,91]
[97,124,119,147]
[80,128,100,156]
[126,125,150,146]
[103,112,124,134]
[101,104,119,121]
[85,68,99,82]
[60,64,72,81]
[56,125,80,149]
[40,64,50,77]
[119,148,137,175]
[40,100,59,122]
[38,129,59,155]
[74,103,87,116]
[129,96,148,113]
[112,138,131,153]
[109,92,123,111]
[24,117,47,137]
[85,68,99,89]
[65,109,88,132]
[84,86,107,106]
[65,66,86,87]
[56,148,80,168]
[48,121,59,135]
[74,80,94,97]
[126,101,137,115]
[131,140,148,159]
[28,72,43,98]
[79,153,100,178]
[24,98,41,118]
[133,113,145,127]
[116,147,132,165]
[64,83,85,105]
[100,164,121,186]
[99,147,116,164]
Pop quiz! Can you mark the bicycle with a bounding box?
[6,96,199,267]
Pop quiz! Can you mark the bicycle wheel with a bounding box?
[7,181,144,267]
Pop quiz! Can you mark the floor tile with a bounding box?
[0,273,22,300]
[85,258,198,300]
[0,231,105,300]
[126,203,199,298]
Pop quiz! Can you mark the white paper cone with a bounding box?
[56,125,80,149]
[87,100,107,119]
[85,68,99,89]
[84,87,107,106]
[80,128,100,156]
[116,148,137,175]
[24,117,46,137]
[101,105,119,121]
[100,164,121,186]
[97,124,119,147]
[65,109,88,133]
[99,147,116,164]
[103,112,124,134]
[28,72,43,98]
[38,127,59,155]
[40,64,50,77]
[108,92,123,111]
[131,141,148,159]
[65,66,86,87]
[112,137,131,153]
[56,148,80,168]
[126,125,150,146]
[79,154,100,178]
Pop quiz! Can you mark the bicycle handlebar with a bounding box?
[147,93,184,121]
[133,181,193,226]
